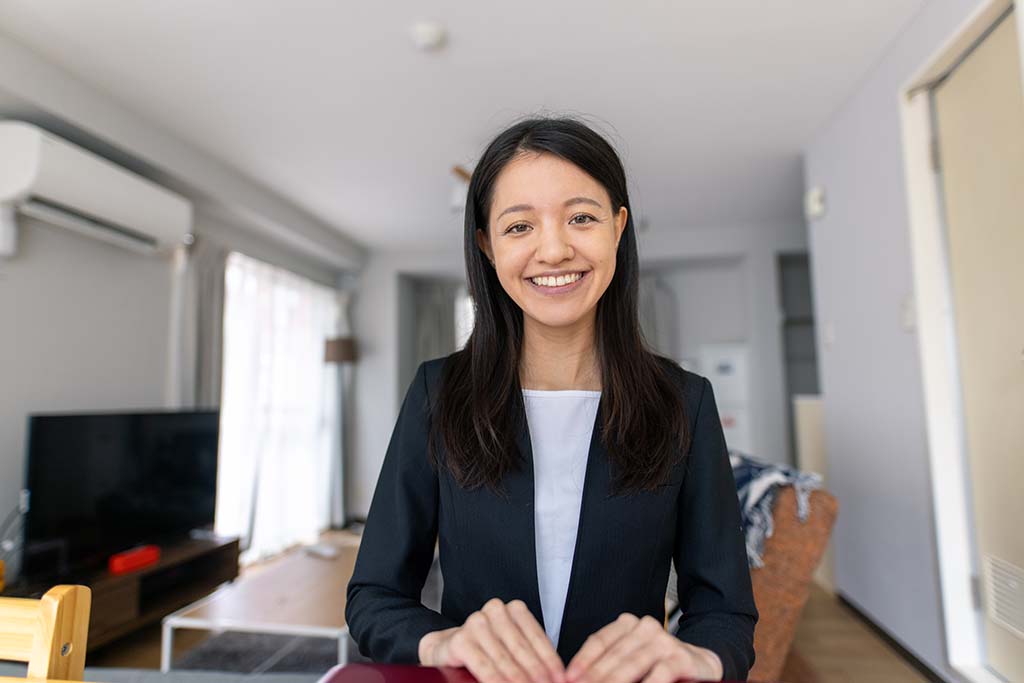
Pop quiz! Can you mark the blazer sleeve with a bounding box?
[345,361,460,662]
[672,376,759,681]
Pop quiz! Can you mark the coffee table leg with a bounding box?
[338,630,349,665]
[160,621,174,672]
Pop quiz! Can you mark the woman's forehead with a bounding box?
[490,152,610,213]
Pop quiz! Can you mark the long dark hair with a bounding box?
[429,116,691,496]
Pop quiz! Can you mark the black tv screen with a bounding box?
[22,410,219,579]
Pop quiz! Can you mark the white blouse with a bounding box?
[521,388,601,648]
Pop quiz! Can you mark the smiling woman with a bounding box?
[346,117,758,683]
[481,168,623,317]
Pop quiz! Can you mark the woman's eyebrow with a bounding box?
[495,196,603,220]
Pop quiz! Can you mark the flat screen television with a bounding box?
[22,410,219,579]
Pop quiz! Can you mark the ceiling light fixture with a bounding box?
[410,21,447,51]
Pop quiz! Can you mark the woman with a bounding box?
[346,117,758,682]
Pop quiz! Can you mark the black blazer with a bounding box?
[346,354,759,680]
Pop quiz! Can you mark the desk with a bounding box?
[316,664,763,683]
[160,533,359,672]
[317,664,479,683]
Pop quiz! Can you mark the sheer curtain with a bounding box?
[215,251,340,563]
[454,285,474,350]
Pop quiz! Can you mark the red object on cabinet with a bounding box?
[108,544,161,574]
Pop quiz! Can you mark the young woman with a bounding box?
[346,117,758,683]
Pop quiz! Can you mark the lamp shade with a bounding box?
[324,337,357,363]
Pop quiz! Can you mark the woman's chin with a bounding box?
[524,307,593,330]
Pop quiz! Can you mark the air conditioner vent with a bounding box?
[985,555,1024,640]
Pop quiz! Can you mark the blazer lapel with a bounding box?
[509,414,546,630]
[514,396,610,663]
[554,399,609,662]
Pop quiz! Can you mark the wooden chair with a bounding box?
[0,585,91,681]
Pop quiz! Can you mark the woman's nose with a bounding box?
[536,224,573,263]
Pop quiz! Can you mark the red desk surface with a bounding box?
[317,663,757,683]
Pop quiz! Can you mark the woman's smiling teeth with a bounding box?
[530,272,584,287]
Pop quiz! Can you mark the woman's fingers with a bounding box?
[479,600,551,683]
[566,613,638,681]
[583,616,666,683]
[465,609,532,683]
[505,599,566,683]
[446,629,504,683]
[440,599,568,683]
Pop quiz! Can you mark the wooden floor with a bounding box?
[780,584,931,683]
[90,561,930,682]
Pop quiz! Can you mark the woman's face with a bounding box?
[476,151,627,331]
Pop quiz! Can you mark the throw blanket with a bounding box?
[665,450,823,625]
[729,450,823,568]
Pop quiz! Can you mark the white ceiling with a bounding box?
[0,1,926,249]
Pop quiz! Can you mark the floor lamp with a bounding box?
[325,336,357,530]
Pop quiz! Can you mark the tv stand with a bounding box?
[5,536,240,650]
[91,536,240,649]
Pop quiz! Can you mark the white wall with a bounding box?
[0,219,172,580]
[195,213,340,289]
[347,249,463,519]
[640,222,807,468]
[658,259,748,366]
[0,34,364,271]
[802,0,996,679]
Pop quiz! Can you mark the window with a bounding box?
[215,252,340,563]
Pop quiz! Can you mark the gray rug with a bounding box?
[175,632,368,674]
[174,555,443,674]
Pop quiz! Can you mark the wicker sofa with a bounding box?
[667,486,839,681]
[748,487,838,680]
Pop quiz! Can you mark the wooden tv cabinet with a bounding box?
[88,536,240,649]
[5,536,240,650]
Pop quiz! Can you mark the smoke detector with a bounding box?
[410,21,447,51]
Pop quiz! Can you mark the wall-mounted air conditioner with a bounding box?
[0,121,193,257]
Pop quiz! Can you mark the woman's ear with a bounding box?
[475,228,494,265]
[615,206,628,248]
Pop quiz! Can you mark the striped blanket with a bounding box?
[729,450,823,568]
[666,450,823,628]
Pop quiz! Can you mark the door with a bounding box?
[932,8,1024,681]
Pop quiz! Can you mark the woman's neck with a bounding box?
[520,315,601,391]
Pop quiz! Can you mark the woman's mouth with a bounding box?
[525,270,590,295]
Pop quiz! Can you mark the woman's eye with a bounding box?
[570,214,596,225]
[505,223,530,235]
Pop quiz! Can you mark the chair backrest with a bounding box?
[0,585,91,681]
[748,487,838,682]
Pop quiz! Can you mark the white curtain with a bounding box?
[215,251,340,564]
[454,285,474,350]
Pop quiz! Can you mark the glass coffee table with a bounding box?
[160,533,360,672]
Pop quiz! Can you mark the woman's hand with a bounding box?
[418,598,566,683]
[565,614,723,683]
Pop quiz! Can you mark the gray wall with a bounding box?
[802,0,990,678]
[347,249,464,519]
[640,222,807,467]
[658,257,748,366]
[0,218,172,580]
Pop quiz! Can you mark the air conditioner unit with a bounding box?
[0,121,192,257]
